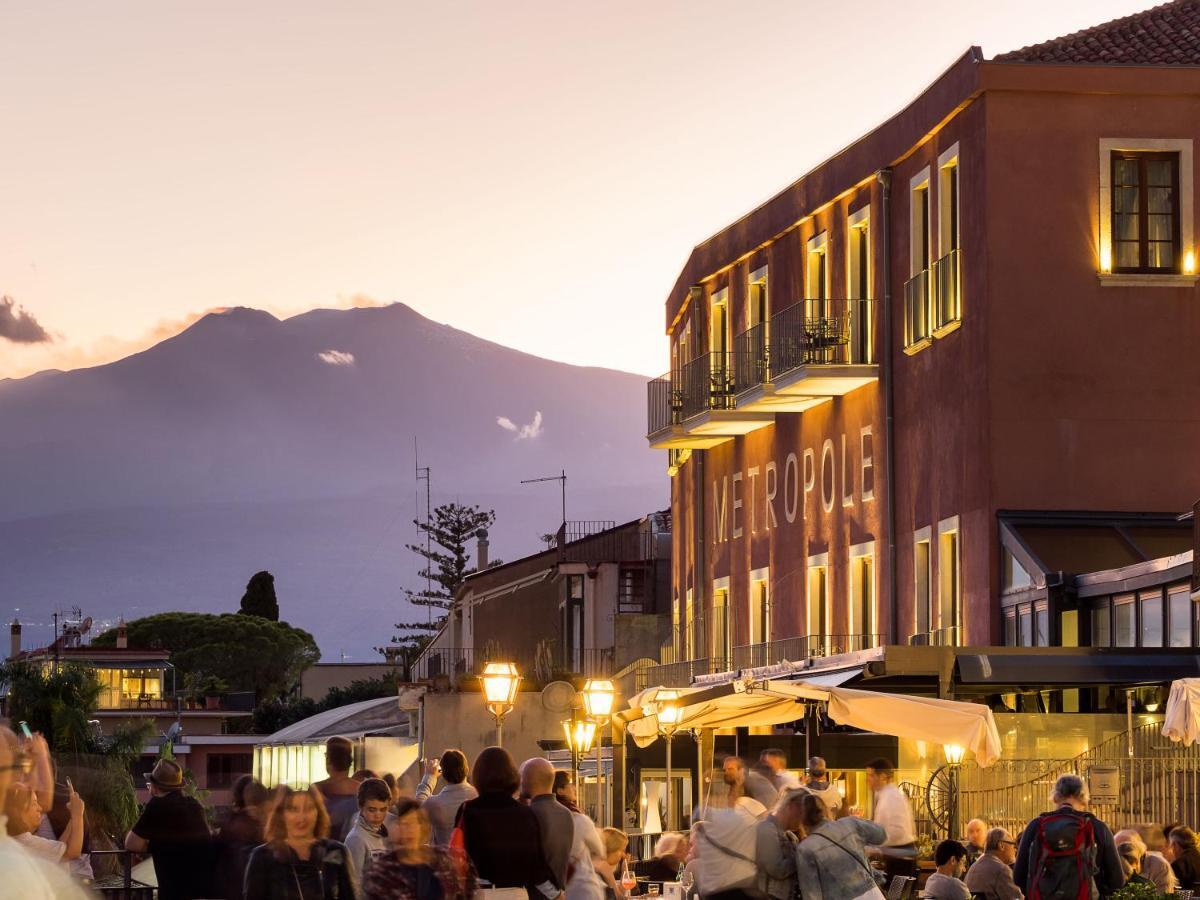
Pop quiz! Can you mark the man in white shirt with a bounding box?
[865,757,917,879]
[757,749,801,793]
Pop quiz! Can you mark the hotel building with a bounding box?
[644,1,1200,707]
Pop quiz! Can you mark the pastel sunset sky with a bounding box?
[0,0,1149,379]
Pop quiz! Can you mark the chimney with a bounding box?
[476,528,490,570]
[116,619,128,650]
[9,620,20,660]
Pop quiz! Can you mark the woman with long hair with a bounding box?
[454,746,558,898]
[794,792,887,900]
[362,798,473,900]
[243,785,355,900]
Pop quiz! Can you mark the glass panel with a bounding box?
[1116,213,1140,240]
[1141,591,1163,647]
[1116,242,1141,269]
[1150,242,1175,268]
[1114,158,1140,184]
[1146,159,1173,185]
[1061,610,1079,648]
[1035,607,1049,646]
[1148,214,1174,241]
[1019,609,1032,647]
[1005,612,1017,647]
[1115,186,1140,213]
[1114,597,1135,647]
[1148,187,1174,214]
[1169,587,1191,647]
[1003,548,1032,591]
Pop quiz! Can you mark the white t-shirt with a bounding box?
[0,825,90,900]
[872,783,916,847]
[34,813,93,879]
[565,812,606,900]
[14,832,65,863]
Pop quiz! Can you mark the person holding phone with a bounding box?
[416,750,476,849]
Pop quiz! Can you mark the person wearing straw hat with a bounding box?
[125,758,214,900]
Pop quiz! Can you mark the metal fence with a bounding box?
[904,269,931,348]
[932,248,961,330]
[952,722,1200,837]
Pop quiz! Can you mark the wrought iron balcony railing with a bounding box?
[904,269,932,349]
[645,351,737,436]
[409,646,616,683]
[908,625,961,647]
[932,248,962,331]
[732,633,884,670]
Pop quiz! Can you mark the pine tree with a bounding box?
[383,503,496,657]
[238,570,279,620]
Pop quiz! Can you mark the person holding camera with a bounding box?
[416,750,477,849]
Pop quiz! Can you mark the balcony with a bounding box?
[732,633,884,670]
[904,269,932,351]
[409,646,616,684]
[646,352,774,450]
[932,248,962,334]
[733,299,879,412]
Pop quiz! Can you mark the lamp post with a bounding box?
[943,743,965,840]
[563,715,597,803]
[480,662,521,747]
[652,689,682,832]
[582,679,616,826]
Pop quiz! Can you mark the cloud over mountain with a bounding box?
[0,296,51,343]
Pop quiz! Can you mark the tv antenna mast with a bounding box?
[415,438,433,625]
[521,469,567,528]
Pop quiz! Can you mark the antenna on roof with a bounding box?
[521,469,567,528]
[415,437,433,625]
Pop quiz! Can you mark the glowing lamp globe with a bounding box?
[582,679,617,719]
[480,662,520,708]
[944,743,966,765]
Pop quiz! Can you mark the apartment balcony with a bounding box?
[734,299,879,412]
[903,269,932,352]
[409,646,616,684]
[932,248,962,335]
[646,352,774,450]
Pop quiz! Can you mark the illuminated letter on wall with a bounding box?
[784,453,799,524]
[732,472,744,539]
[764,462,778,529]
[802,449,815,520]
[820,439,835,514]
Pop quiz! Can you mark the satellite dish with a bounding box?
[541,680,576,714]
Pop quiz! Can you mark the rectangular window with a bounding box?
[847,208,873,364]
[1169,584,1192,647]
[849,544,876,647]
[710,288,730,357]
[1034,602,1049,647]
[565,575,585,671]
[911,180,931,275]
[617,566,646,614]
[806,233,830,322]
[938,154,960,256]
[1004,609,1017,647]
[1092,601,1111,647]
[1019,607,1032,647]
[914,532,932,637]
[712,583,731,670]
[749,569,770,646]
[684,589,695,660]
[938,518,961,644]
[1140,588,1164,647]
[807,560,829,653]
[1114,594,1135,647]
[671,593,681,660]
[747,267,769,329]
[1112,151,1180,273]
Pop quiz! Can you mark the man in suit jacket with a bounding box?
[521,757,574,893]
[965,827,1024,900]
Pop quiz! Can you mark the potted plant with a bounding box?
[198,674,228,710]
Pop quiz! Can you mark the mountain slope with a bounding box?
[0,304,664,657]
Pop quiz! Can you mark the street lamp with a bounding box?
[563,715,597,800]
[653,689,682,832]
[480,662,521,747]
[583,679,616,826]
[943,743,966,840]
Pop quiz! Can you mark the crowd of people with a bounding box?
[4,725,1200,900]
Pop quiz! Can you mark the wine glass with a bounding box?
[679,869,695,898]
[621,861,637,895]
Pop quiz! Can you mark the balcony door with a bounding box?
[806,559,829,654]
[711,582,731,670]
[848,208,872,364]
[749,569,770,646]
[564,575,585,671]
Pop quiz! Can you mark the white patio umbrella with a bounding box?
[623,678,1002,767]
[1162,678,1200,745]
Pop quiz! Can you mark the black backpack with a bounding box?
[1027,810,1098,900]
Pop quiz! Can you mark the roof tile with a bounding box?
[995,0,1200,65]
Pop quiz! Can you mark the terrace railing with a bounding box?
[932,248,962,331]
[904,269,932,348]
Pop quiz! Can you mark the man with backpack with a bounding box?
[1013,774,1124,900]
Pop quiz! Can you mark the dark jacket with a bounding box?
[216,810,263,900]
[243,839,355,900]
[1013,807,1123,900]
[457,792,559,899]
[1172,846,1200,890]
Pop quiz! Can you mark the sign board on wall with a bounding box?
[1088,765,1120,804]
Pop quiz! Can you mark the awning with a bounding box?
[260,695,411,745]
[1163,679,1200,746]
[622,679,1002,767]
[957,652,1200,687]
